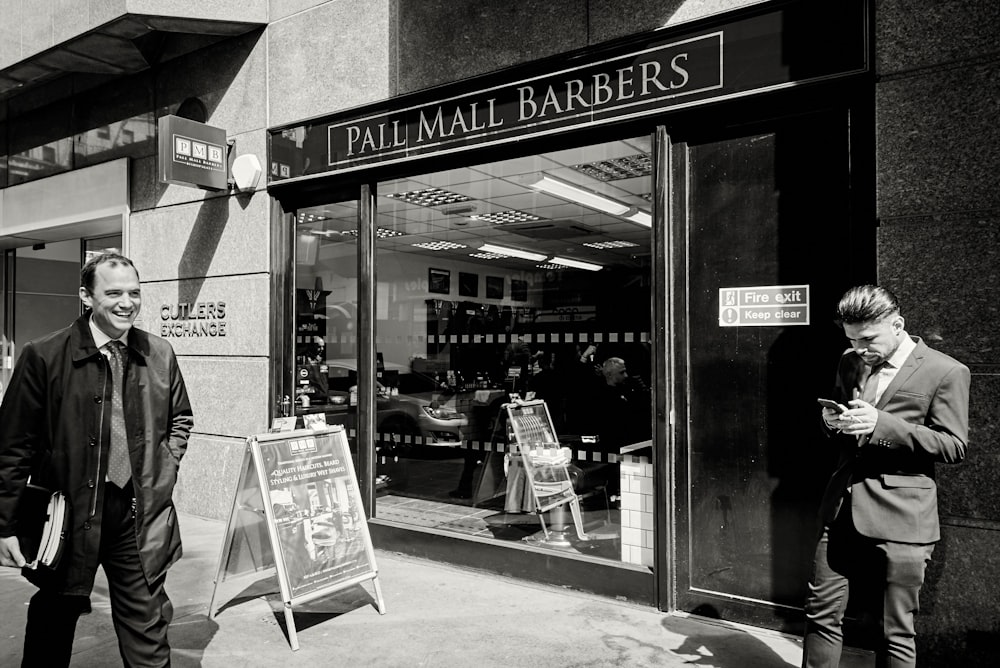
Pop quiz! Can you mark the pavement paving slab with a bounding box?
[0,513,875,667]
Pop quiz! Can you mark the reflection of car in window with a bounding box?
[319,359,468,447]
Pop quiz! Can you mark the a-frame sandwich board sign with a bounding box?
[208,425,385,650]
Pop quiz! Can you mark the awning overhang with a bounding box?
[0,13,266,101]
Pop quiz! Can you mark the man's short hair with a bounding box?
[836,285,899,325]
[80,251,138,293]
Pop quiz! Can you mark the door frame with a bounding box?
[659,90,875,626]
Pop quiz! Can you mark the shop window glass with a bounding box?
[75,114,155,168]
[0,118,7,188]
[371,137,654,565]
[8,103,72,186]
[293,202,360,458]
[7,137,73,185]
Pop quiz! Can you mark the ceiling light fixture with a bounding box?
[528,175,630,215]
[528,174,652,227]
[478,243,548,262]
[625,209,652,227]
[411,240,468,251]
[547,256,603,271]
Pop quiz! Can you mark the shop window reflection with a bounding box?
[74,114,155,168]
[7,138,73,185]
[293,205,361,461]
[371,136,654,566]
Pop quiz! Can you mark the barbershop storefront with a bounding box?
[267,1,871,629]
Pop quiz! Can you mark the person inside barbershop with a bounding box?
[802,285,970,668]
[0,251,194,667]
[592,356,650,451]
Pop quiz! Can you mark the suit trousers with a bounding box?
[22,480,173,667]
[801,505,934,668]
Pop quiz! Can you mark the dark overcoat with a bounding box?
[0,314,194,594]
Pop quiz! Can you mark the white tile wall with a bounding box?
[619,453,654,566]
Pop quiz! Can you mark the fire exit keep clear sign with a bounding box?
[718,285,809,327]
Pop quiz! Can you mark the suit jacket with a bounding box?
[819,336,970,543]
[0,314,194,594]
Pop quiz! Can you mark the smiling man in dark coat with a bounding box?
[0,251,194,667]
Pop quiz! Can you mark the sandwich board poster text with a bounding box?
[256,429,373,599]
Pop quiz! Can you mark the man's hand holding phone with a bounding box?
[818,398,855,432]
[818,397,878,436]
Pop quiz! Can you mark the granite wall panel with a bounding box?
[130,128,267,211]
[155,30,267,138]
[173,433,249,520]
[589,0,763,43]
[134,274,270,358]
[876,219,1000,365]
[177,356,271,439]
[127,190,270,281]
[267,0,394,128]
[876,0,1000,76]
[125,0,267,23]
[269,0,328,22]
[918,524,1000,667]
[393,0,763,96]
[19,0,53,57]
[936,372,1000,522]
[0,1,24,70]
[876,65,1000,219]
[394,0,586,95]
[53,0,93,46]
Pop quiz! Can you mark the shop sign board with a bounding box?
[158,115,228,190]
[718,285,809,327]
[209,426,385,651]
[268,1,868,181]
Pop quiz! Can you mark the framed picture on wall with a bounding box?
[429,268,450,294]
[486,276,504,299]
[511,279,528,302]
[458,272,479,297]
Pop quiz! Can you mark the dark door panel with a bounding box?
[673,107,867,629]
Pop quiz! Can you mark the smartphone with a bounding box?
[817,398,848,413]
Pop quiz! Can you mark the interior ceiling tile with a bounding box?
[384,220,436,236]
[485,190,568,211]
[377,178,434,195]
[420,167,491,188]
[450,177,524,200]
[469,154,561,178]
[544,140,642,166]
[450,217,502,232]
[610,175,653,196]
[313,138,654,269]
[396,205,445,224]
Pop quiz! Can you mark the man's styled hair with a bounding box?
[80,251,139,293]
[836,285,900,325]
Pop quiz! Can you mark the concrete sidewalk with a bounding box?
[0,512,871,667]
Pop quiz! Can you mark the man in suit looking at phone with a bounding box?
[802,285,970,668]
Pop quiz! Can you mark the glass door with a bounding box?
[671,106,869,628]
[290,201,362,451]
[9,240,86,364]
[0,249,11,398]
[0,235,122,399]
